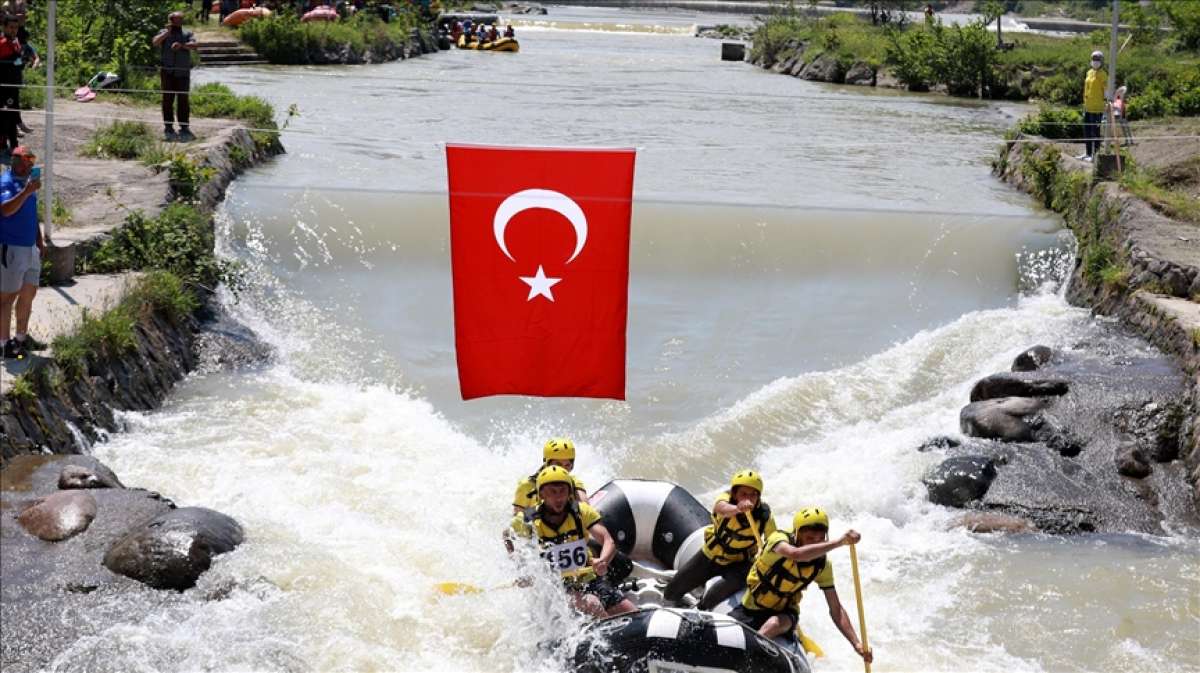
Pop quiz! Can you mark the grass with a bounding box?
[8,373,37,400]
[81,120,157,160]
[1120,159,1200,225]
[36,195,73,227]
[237,11,421,65]
[51,270,199,382]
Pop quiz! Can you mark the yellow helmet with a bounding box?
[536,465,574,492]
[792,507,829,531]
[730,469,763,495]
[543,437,576,461]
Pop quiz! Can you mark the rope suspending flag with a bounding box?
[446,144,636,400]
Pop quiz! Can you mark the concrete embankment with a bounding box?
[993,132,1200,510]
[0,102,283,458]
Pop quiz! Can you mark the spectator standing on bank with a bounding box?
[13,2,36,136]
[0,146,43,360]
[1078,50,1107,162]
[152,12,198,142]
[199,0,212,24]
[0,15,22,158]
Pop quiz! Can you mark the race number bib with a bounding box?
[541,539,589,576]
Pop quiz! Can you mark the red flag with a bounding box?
[446,144,636,400]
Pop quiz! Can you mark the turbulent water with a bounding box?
[68,6,1200,673]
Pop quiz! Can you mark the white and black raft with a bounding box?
[574,480,811,673]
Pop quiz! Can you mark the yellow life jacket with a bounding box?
[743,531,835,613]
[702,492,776,565]
[512,501,601,584]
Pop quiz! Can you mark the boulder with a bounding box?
[924,455,997,507]
[950,511,1035,534]
[1163,267,1191,297]
[103,507,244,591]
[843,61,875,86]
[960,396,1049,442]
[1012,345,1054,372]
[969,372,1069,402]
[1115,443,1152,478]
[17,491,98,541]
[799,53,845,83]
[917,435,962,452]
[58,464,123,490]
[875,68,904,89]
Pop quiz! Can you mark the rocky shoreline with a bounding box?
[917,134,1200,535]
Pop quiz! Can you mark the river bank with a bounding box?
[1,97,282,455]
[990,117,1200,513]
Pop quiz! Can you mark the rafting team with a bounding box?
[503,438,874,664]
[451,19,514,46]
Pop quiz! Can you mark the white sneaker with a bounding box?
[1074,153,1088,160]
[1084,155,1094,162]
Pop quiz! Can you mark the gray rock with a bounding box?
[104,507,244,591]
[970,372,1069,402]
[799,53,845,83]
[843,61,875,86]
[58,464,123,490]
[875,68,903,89]
[1163,268,1190,297]
[918,435,962,452]
[924,455,997,507]
[1115,443,1152,478]
[1012,345,1053,372]
[1189,273,1200,298]
[950,511,1035,534]
[16,491,98,541]
[960,396,1049,442]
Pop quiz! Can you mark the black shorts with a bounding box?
[728,604,796,632]
[573,577,626,610]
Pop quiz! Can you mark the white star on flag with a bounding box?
[520,265,561,302]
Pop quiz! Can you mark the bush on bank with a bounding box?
[750,11,1200,118]
[237,11,421,64]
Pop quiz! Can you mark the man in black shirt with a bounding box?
[151,12,198,142]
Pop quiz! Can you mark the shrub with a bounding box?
[1016,105,1082,140]
[166,154,216,202]
[81,120,155,160]
[85,203,242,291]
[129,270,199,325]
[237,12,420,65]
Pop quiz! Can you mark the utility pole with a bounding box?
[43,0,55,242]
[1106,0,1121,170]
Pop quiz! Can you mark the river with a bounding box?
[69,6,1200,673]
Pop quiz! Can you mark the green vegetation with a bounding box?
[51,271,198,382]
[1119,157,1200,225]
[81,120,157,160]
[750,7,1200,116]
[237,11,421,65]
[83,203,242,293]
[36,195,73,227]
[8,374,37,401]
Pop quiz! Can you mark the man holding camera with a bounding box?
[152,11,198,142]
[0,145,42,360]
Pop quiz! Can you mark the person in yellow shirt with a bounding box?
[729,507,872,665]
[505,465,637,618]
[512,438,589,514]
[1079,50,1108,162]
[663,470,777,609]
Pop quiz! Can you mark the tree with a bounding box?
[977,0,1005,48]
[1160,0,1200,51]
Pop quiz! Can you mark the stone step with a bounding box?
[199,53,266,64]
[198,40,242,48]
[199,59,269,68]
[197,46,258,55]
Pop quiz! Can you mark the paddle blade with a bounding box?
[435,582,483,595]
[798,630,825,658]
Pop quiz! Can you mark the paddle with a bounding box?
[434,581,516,595]
[849,543,872,673]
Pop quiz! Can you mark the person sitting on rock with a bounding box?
[730,507,872,665]
[663,470,775,609]
[513,438,588,514]
[504,465,636,619]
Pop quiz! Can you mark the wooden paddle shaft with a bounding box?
[849,543,871,673]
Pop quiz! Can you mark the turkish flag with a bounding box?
[446,144,636,400]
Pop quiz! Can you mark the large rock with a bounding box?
[969,372,1069,402]
[16,491,98,541]
[950,511,1035,534]
[960,396,1049,442]
[58,464,123,490]
[799,53,845,83]
[843,61,875,86]
[103,507,244,591]
[1012,345,1054,372]
[924,455,997,507]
